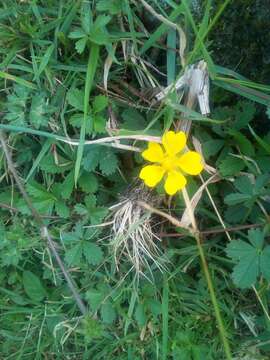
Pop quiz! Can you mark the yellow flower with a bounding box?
[139,131,204,195]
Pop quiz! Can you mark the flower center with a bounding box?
[162,155,178,171]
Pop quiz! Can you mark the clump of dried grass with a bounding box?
[110,184,167,277]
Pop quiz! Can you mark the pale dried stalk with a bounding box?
[138,0,186,67]
[111,197,166,276]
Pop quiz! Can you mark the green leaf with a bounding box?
[99,148,118,176]
[75,37,88,54]
[234,101,256,130]
[65,243,82,266]
[229,130,255,157]
[29,94,50,129]
[81,1,92,33]
[83,146,101,172]
[93,114,106,133]
[135,303,147,327]
[97,0,123,14]
[83,242,104,265]
[88,206,108,225]
[234,176,253,195]
[39,153,72,174]
[122,108,146,130]
[248,229,264,249]
[79,173,98,193]
[26,181,55,200]
[101,302,116,324]
[226,239,256,260]
[69,28,86,39]
[260,246,270,281]
[67,88,84,111]
[61,171,74,199]
[203,139,224,159]
[23,271,46,302]
[219,156,245,177]
[231,253,259,289]
[226,230,269,289]
[69,114,92,134]
[249,125,270,155]
[55,201,70,218]
[224,193,251,206]
[86,289,103,311]
[93,95,108,113]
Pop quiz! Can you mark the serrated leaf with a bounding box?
[61,171,74,199]
[101,302,116,324]
[248,229,264,249]
[65,243,82,266]
[27,181,55,200]
[234,176,253,195]
[83,242,103,265]
[229,130,255,156]
[69,28,86,39]
[74,203,89,216]
[81,1,92,33]
[93,95,108,113]
[135,303,147,327]
[122,108,146,130]
[93,114,106,133]
[203,139,224,159]
[23,271,46,302]
[231,253,259,289]
[4,84,30,126]
[97,0,123,14]
[69,113,92,134]
[79,173,98,193]
[254,174,270,194]
[260,246,270,281]
[219,156,245,176]
[83,146,101,172]
[29,94,50,129]
[66,88,84,111]
[224,193,251,206]
[88,206,108,225]
[99,149,118,175]
[86,289,103,311]
[55,201,70,218]
[234,101,256,130]
[75,37,88,54]
[226,239,255,260]
[85,194,97,208]
[39,154,72,174]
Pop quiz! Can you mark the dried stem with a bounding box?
[181,188,232,360]
[137,0,186,67]
[0,130,87,316]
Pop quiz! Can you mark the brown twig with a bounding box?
[159,223,264,238]
[0,130,87,316]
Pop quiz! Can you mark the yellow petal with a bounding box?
[142,142,164,163]
[164,170,186,195]
[177,151,204,175]
[162,131,186,156]
[139,165,165,187]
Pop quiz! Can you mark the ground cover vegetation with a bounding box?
[0,0,270,359]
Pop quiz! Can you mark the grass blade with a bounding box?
[162,275,169,360]
[74,43,100,186]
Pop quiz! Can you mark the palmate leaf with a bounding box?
[83,242,103,265]
[226,229,270,289]
[231,252,259,289]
